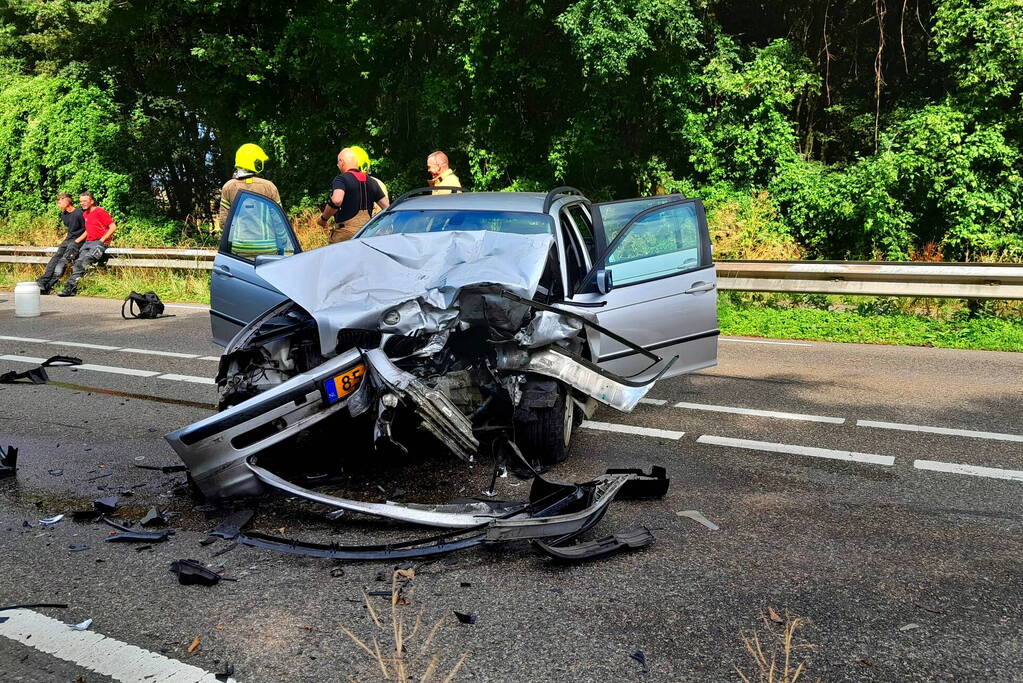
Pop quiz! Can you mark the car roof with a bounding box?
[390,192,552,214]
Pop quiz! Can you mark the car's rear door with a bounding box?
[569,198,718,381]
[210,190,301,345]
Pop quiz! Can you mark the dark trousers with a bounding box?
[37,238,82,291]
[62,241,108,291]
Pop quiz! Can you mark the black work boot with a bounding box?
[57,285,77,297]
[36,279,52,295]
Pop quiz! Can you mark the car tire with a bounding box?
[515,384,575,471]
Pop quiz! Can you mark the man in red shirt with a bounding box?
[58,192,118,297]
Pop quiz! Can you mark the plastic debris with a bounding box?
[0,366,48,384]
[170,560,222,586]
[0,445,18,479]
[39,514,64,525]
[101,517,173,543]
[211,542,238,558]
[215,663,235,681]
[453,611,478,624]
[630,650,649,673]
[140,508,168,527]
[899,623,921,631]
[187,635,201,653]
[676,510,719,531]
[48,469,63,476]
[42,355,82,367]
[134,463,188,474]
[201,509,255,545]
[68,545,89,552]
[69,618,93,631]
[94,497,120,513]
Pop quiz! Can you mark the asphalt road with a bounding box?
[0,294,1020,682]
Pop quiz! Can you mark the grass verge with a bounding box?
[0,264,211,304]
[720,300,1023,352]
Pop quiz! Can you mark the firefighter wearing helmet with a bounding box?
[218,143,282,228]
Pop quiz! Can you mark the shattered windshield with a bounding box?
[360,210,553,237]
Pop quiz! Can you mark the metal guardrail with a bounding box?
[2,246,1022,299]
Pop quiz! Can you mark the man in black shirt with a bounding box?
[315,147,390,243]
[37,193,86,294]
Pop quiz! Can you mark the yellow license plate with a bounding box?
[323,364,365,404]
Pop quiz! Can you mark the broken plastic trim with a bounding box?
[238,530,487,561]
[533,526,655,562]
[246,456,523,528]
[519,347,676,412]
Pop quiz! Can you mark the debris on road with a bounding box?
[0,366,48,384]
[187,634,201,654]
[68,618,93,631]
[0,444,17,479]
[214,663,235,681]
[899,623,921,631]
[766,606,785,624]
[41,355,83,368]
[134,463,188,474]
[93,497,120,513]
[533,526,655,562]
[39,514,64,525]
[102,517,173,543]
[171,560,222,586]
[140,508,168,527]
[677,510,719,531]
[0,603,68,611]
[453,611,478,625]
[202,509,255,544]
[68,545,89,552]
[211,542,238,558]
[630,650,649,673]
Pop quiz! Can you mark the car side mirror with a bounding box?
[595,268,614,295]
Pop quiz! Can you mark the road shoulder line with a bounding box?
[914,459,1023,482]
[697,434,895,466]
[675,401,845,424]
[857,419,1023,443]
[580,420,684,440]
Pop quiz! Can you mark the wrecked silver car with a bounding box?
[166,187,719,511]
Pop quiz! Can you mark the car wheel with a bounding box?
[515,384,575,471]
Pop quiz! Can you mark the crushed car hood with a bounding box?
[256,231,555,354]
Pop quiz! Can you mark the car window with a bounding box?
[604,202,703,286]
[559,210,588,289]
[225,194,297,259]
[598,196,683,243]
[360,210,553,237]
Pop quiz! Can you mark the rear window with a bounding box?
[360,210,553,237]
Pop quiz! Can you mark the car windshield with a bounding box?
[360,210,553,237]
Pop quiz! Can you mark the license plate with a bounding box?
[322,364,365,404]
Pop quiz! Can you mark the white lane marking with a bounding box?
[0,609,235,682]
[49,341,120,350]
[159,373,216,385]
[857,419,1023,444]
[580,420,684,440]
[163,303,210,310]
[914,460,1023,482]
[0,334,218,360]
[119,348,199,359]
[0,354,47,364]
[674,401,845,424]
[0,354,212,382]
[638,398,667,406]
[720,337,813,347]
[697,434,895,466]
[77,363,160,378]
[0,335,50,343]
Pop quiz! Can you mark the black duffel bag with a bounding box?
[121,290,173,319]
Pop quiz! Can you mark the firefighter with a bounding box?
[316,147,390,243]
[218,143,281,228]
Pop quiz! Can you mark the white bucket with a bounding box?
[14,281,41,318]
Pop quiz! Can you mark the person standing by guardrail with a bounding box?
[58,192,118,297]
[218,143,281,228]
[37,193,86,295]
[316,147,390,243]
[426,151,460,194]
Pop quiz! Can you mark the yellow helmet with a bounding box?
[350,145,371,172]
[235,143,269,174]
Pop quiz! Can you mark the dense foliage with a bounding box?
[0,0,1020,259]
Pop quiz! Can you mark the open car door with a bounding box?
[210,190,301,345]
[569,197,718,381]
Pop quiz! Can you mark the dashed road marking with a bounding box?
[697,434,895,466]
[0,334,216,360]
[0,354,212,384]
[159,373,217,385]
[674,401,845,424]
[857,419,1023,443]
[914,460,1023,482]
[0,609,235,682]
[119,347,199,359]
[580,420,684,440]
[638,398,667,406]
[719,337,812,347]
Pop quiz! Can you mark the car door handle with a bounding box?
[213,265,233,277]
[684,281,716,294]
